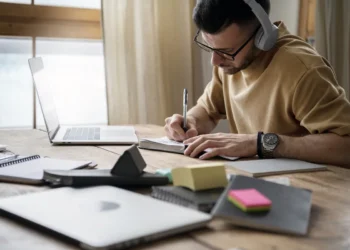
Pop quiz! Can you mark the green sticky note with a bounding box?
[155,168,173,183]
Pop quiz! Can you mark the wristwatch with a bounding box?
[257,132,279,159]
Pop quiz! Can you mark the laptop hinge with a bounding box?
[51,125,60,143]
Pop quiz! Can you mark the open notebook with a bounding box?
[139,137,238,161]
[0,155,92,184]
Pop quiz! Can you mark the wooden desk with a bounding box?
[1,125,350,250]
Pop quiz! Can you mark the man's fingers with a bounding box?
[184,137,223,157]
[183,136,198,144]
[190,140,224,158]
[164,126,174,140]
[164,117,171,124]
[164,114,187,141]
[165,126,183,141]
[199,148,222,160]
[186,128,198,139]
[184,136,204,154]
[169,114,186,140]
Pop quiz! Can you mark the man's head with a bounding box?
[193,0,271,74]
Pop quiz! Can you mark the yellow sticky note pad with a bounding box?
[171,163,228,191]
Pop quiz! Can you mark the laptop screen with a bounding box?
[29,58,60,140]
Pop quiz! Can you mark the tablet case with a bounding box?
[211,175,312,235]
[43,145,169,187]
[44,169,169,187]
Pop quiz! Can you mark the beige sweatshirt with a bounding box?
[197,22,350,136]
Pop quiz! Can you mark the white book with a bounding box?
[139,137,239,161]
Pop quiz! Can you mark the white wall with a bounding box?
[269,0,300,35]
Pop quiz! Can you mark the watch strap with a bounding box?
[262,148,275,159]
[257,131,264,159]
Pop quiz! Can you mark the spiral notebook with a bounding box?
[151,186,224,212]
[0,155,92,184]
[150,178,291,213]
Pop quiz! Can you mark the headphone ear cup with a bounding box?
[254,26,266,50]
[254,24,279,51]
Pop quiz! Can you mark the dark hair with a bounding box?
[193,0,270,34]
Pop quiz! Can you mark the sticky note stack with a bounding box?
[171,163,228,191]
[227,188,271,213]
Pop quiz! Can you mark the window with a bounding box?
[0,0,106,129]
[35,39,107,127]
[0,37,33,128]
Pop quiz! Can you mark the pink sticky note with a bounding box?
[228,188,271,208]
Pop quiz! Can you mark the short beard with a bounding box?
[221,46,260,75]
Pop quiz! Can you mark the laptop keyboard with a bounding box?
[63,127,100,141]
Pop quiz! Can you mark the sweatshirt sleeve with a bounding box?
[292,65,350,136]
[197,67,227,123]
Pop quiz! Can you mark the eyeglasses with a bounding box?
[193,27,260,61]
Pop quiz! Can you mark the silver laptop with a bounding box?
[0,186,212,250]
[28,57,138,145]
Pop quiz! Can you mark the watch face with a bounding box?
[263,133,279,146]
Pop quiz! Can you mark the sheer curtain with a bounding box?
[101,0,197,125]
[315,0,350,99]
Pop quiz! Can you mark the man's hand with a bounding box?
[183,133,257,160]
[164,114,198,141]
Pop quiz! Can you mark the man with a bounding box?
[164,0,350,166]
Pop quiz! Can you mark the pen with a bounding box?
[182,88,188,131]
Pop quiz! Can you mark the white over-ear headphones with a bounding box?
[243,0,278,51]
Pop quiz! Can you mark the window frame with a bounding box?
[0,1,101,39]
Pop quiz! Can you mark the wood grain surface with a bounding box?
[0,125,349,250]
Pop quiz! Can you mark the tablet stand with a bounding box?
[110,145,146,177]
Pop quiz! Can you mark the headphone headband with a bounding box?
[242,0,278,51]
[243,0,272,35]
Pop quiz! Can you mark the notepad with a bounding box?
[139,137,239,161]
[227,189,272,212]
[226,158,327,177]
[172,163,228,191]
[0,155,92,184]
